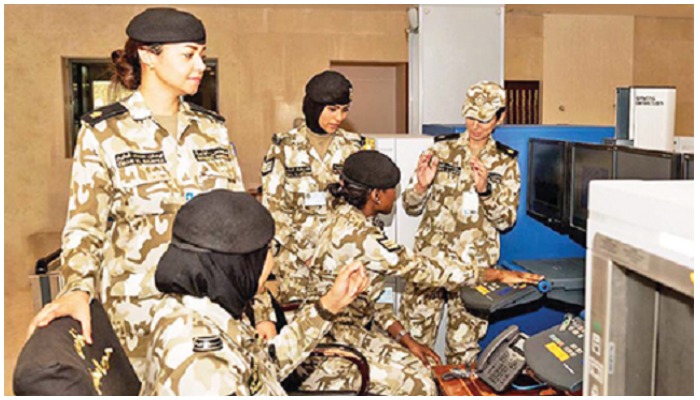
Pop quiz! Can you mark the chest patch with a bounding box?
[193,147,231,162]
[377,235,402,253]
[285,165,312,178]
[438,161,461,175]
[192,335,223,352]
[115,151,166,168]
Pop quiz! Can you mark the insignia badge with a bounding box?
[193,147,232,162]
[377,235,402,252]
[285,165,312,178]
[90,348,113,395]
[362,137,376,150]
[262,157,275,176]
[90,111,102,118]
[438,161,461,175]
[69,328,87,360]
[193,335,224,352]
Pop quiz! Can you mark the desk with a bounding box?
[432,365,575,396]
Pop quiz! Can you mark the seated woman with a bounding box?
[298,150,542,395]
[140,189,369,395]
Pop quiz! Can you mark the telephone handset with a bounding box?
[476,325,528,392]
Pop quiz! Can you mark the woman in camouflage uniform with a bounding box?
[27,8,244,381]
[260,70,365,307]
[141,190,370,395]
[298,151,542,395]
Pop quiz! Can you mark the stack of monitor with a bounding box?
[527,139,689,246]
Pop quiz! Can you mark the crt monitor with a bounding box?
[568,143,614,234]
[527,138,567,230]
[615,146,677,180]
[682,153,693,180]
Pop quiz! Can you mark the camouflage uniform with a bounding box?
[58,90,244,380]
[140,295,331,395]
[297,203,485,395]
[260,123,364,305]
[399,133,520,365]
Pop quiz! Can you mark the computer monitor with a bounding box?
[615,146,677,180]
[682,153,693,180]
[527,139,568,231]
[568,143,614,237]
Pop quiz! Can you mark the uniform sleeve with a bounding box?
[364,234,483,291]
[57,123,113,301]
[261,138,297,254]
[252,290,277,324]
[401,154,434,216]
[480,157,521,231]
[268,302,332,379]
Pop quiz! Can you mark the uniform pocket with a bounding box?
[196,160,239,191]
[117,165,173,216]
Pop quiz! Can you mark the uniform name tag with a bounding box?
[304,191,326,207]
[285,165,312,178]
[461,190,479,216]
[193,147,231,162]
[438,162,461,175]
[115,151,166,168]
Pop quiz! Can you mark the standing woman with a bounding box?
[27,8,244,380]
[261,70,365,306]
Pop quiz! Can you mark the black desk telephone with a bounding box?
[476,325,528,392]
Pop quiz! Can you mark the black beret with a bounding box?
[126,7,206,44]
[13,301,140,396]
[342,150,401,189]
[172,189,275,254]
[305,70,353,105]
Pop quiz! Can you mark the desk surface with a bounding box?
[432,365,570,396]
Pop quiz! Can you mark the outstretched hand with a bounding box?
[415,152,439,193]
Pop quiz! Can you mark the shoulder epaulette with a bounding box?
[434,133,461,143]
[496,141,519,158]
[187,102,225,123]
[80,103,128,126]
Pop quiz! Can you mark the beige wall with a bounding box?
[634,17,694,136]
[542,14,635,125]
[505,11,693,133]
[4,4,408,393]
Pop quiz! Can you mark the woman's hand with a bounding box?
[404,337,442,367]
[484,269,543,285]
[320,261,370,315]
[415,153,439,194]
[27,291,92,344]
[255,321,278,340]
[469,156,489,194]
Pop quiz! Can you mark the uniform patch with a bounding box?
[487,172,502,183]
[285,165,312,178]
[192,335,223,352]
[332,163,343,174]
[262,157,275,176]
[438,161,462,175]
[115,151,166,168]
[377,235,402,252]
[193,147,231,162]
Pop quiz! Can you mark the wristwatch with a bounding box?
[477,182,492,197]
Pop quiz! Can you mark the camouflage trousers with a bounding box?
[274,246,314,304]
[299,324,437,395]
[103,294,164,383]
[399,282,488,365]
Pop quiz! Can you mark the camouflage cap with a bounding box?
[461,81,506,123]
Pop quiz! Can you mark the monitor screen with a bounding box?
[683,154,694,180]
[570,144,614,232]
[528,139,566,227]
[615,147,675,180]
